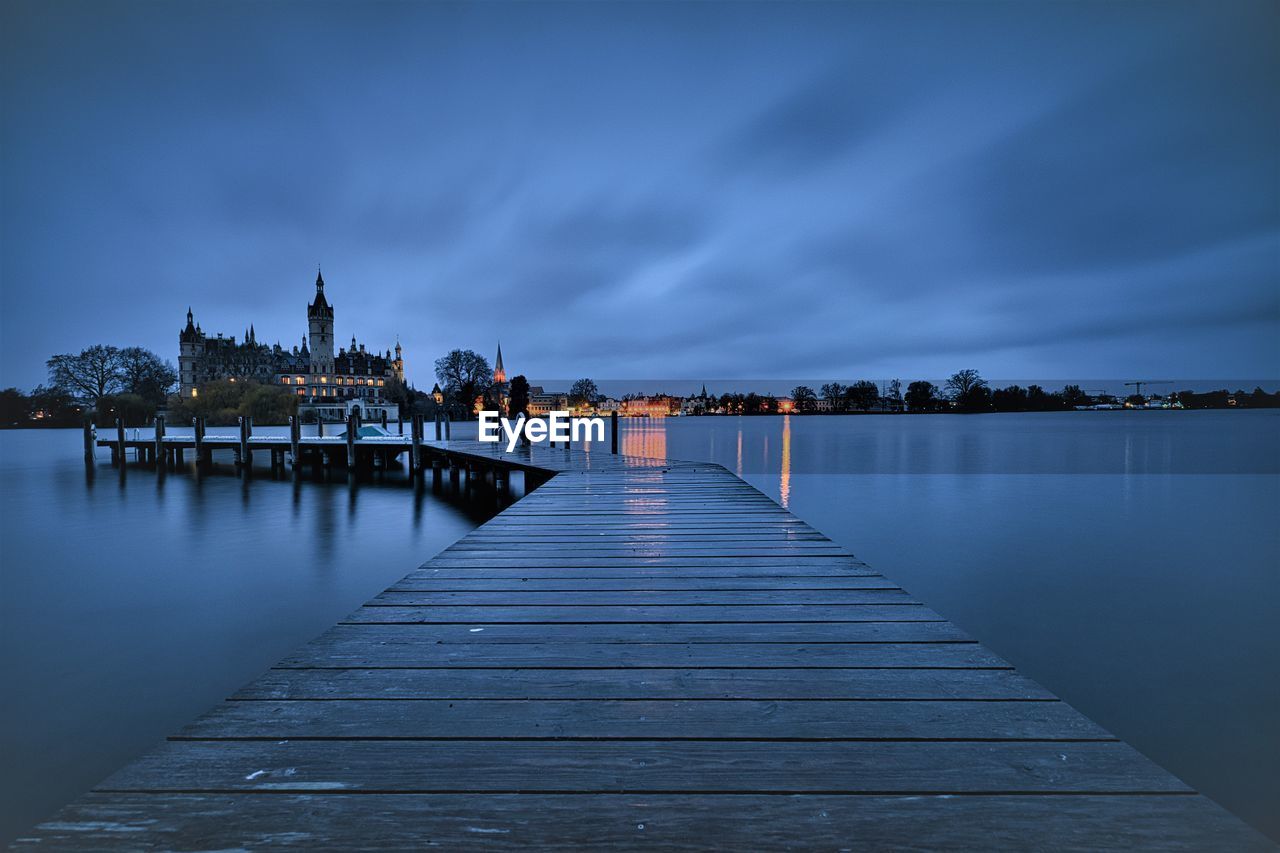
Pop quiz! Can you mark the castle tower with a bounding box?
[493,341,506,384]
[178,307,203,397]
[392,340,405,383]
[307,268,335,376]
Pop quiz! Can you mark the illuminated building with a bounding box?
[178,269,405,421]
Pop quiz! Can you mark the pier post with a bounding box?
[237,416,248,468]
[435,412,442,441]
[411,414,422,473]
[116,418,126,467]
[381,410,388,430]
[317,417,324,438]
[83,418,95,465]
[347,412,357,472]
[289,416,300,467]
[444,412,451,441]
[153,415,165,469]
[611,410,619,454]
[193,417,205,467]
[397,407,403,436]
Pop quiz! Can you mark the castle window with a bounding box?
[296,389,305,396]
[296,376,305,384]
[377,379,385,386]
[320,376,328,384]
[281,376,291,384]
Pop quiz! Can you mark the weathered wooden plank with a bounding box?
[233,667,1057,700]
[368,590,915,606]
[176,698,1113,741]
[95,740,1192,794]
[390,576,894,590]
[19,793,1270,852]
[317,621,971,643]
[343,604,937,623]
[418,558,873,573]
[279,638,1007,668]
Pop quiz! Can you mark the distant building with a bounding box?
[680,384,715,415]
[622,395,679,417]
[178,270,404,421]
[527,385,569,416]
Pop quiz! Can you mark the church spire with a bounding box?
[493,341,506,384]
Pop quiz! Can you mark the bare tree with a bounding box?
[569,378,599,408]
[47,345,125,403]
[434,349,492,418]
[118,347,178,404]
[820,382,846,412]
[791,385,817,412]
[945,369,986,399]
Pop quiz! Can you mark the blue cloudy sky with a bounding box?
[2,0,1277,391]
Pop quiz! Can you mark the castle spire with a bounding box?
[316,265,324,291]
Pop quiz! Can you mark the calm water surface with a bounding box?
[621,410,1279,841]
[0,427,494,842]
[1,412,1277,842]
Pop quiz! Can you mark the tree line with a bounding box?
[4,347,1278,429]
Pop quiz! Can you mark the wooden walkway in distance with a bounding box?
[14,445,1273,850]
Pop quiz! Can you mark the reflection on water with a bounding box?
[779,414,792,508]
[621,417,668,459]
[0,429,491,843]
[616,411,1280,841]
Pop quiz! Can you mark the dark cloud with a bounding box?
[1,0,1276,389]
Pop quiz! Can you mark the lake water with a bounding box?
[1,411,1277,842]
[623,410,1280,841]
[0,426,497,842]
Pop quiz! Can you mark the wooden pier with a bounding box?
[15,434,1273,849]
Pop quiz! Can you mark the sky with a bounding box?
[2,0,1277,392]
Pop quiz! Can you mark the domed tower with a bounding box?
[178,307,204,397]
[307,268,335,377]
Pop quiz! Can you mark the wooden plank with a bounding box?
[232,667,1058,700]
[176,698,1113,741]
[278,638,1007,668]
[341,604,938,623]
[94,740,1192,793]
[307,621,972,643]
[368,590,916,605]
[389,576,895,590]
[18,793,1270,852]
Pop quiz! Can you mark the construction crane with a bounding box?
[1124,380,1172,398]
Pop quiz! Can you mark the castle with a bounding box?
[179,270,405,421]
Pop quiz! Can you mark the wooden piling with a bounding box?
[192,417,205,467]
[611,410,619,454]
[411,414,422,473]
[289,416,300,467]
[237,416,252,467]
[381,410,388,430]
[115,418,126,467]
[397,408,404,436]
[435,412,442,441]
[153,415,165,469]
[444,413,451,441]
[347,412,357,471]
[83,419,95,465]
